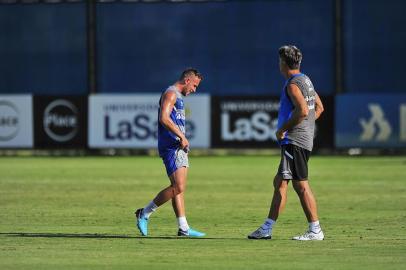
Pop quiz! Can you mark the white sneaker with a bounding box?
[248,226,272,240]
[292,229,324,241]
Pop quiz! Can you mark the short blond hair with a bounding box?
[179,68,203,82]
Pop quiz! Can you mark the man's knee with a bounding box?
[169,169,187,194]
[172,182,186,194]
[273,175,288,191]
[292,181,309,195]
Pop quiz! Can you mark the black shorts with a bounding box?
[277,144,311,180]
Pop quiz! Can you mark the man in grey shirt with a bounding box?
[248,45,325,240]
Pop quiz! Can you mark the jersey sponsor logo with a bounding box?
[305,96,315,102]
[305,95,315,110]
[359,104,391,142]
[175,109,186,121]
[305,78,315,92]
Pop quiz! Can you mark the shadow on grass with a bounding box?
[0,232,242,240]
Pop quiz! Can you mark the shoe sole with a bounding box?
[247,236,272,240]
[177,235,205,238]
[178,232,206,237]
[292,237,324,241]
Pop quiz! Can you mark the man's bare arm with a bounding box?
[159,91,189,149]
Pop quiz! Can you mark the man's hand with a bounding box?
[276,129,286,141]
[179,136,190,152]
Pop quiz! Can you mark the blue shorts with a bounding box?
[161,148,189,176]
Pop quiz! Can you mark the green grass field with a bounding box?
[1,155,405,269]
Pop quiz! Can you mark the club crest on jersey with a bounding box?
[176,99,184,109]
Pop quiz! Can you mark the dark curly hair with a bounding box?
[278,45,302,70]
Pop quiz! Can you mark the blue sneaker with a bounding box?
[135,208,148,236]
[247,226,272,240]
[178,228,206,237]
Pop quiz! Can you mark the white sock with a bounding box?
[177,216,190,231]
[262,218,276,230]
[309,220,321,233]
[143,201,158,218]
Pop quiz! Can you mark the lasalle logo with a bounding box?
[219,100,279,142]
[221,111,278,141]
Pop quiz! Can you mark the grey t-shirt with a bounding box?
[286,74,316,151]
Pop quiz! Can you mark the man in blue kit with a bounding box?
[248,45,325,240]
[135,68,205,237]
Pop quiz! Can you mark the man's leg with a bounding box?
[172,192,185,217]
[134,163,187,236]
[248,175,288,239]
[248,144,292,240]
[170,168,191,232]
[292,180,318,222]
[139,167,187,223]
[292,180,324,240]
[171,167,188,217]
[268,175,289,221]
[168,168,204,237]
[153,167,187,207]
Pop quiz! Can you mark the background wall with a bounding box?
[96,0,335,95]
[0,0,405,150]
[1,0,405,95]
[0,3,87,95]
[342,0,406,93]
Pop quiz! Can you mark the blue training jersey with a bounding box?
[157,86,186,156]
